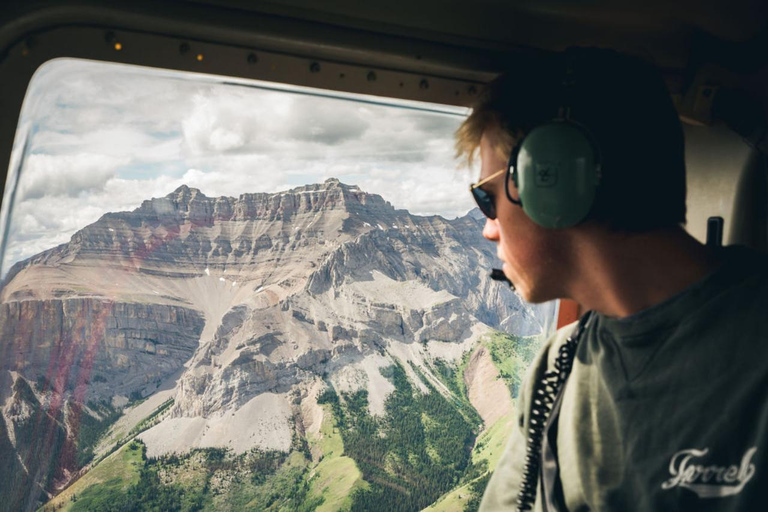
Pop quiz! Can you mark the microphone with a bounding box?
[490,268,515,290]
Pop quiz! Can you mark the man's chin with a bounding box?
[501,265,553,303]
[510,278,553,304]
[524,287,564,305]
[524,293,549,304]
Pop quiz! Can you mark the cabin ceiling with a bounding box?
[187,0,768,68]
[2,0,767,76]
[191,0,766,46]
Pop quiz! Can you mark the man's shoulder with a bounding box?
[538,319,581,366]
[517,320,582,404]
[511,319,583,406]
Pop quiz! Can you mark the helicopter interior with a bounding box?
[0,1,766,511]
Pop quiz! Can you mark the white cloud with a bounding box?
[31,126,183,163]
[209,127,245,152]
[16,153,125,201]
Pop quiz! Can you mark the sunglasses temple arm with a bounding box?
[490,268,515,290]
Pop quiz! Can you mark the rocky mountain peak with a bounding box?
[135,179,391,222]
[467,207,485,221]
[319,177,360,193]
[171,183,192,196]
[281,177,363,197]
[169,183,199,200]
[164,185,208,214]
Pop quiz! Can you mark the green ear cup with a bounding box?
[513,121,601,229]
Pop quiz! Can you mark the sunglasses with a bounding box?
[469,168,507,219]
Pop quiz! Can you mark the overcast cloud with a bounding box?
[1,59,476,273]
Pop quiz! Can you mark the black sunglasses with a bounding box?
[469,168,506,219]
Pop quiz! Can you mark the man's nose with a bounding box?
[482,218,500,241]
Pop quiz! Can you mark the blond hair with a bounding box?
[454,101,517,169]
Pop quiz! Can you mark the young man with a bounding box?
[456,48,768,511]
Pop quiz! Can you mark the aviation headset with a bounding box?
[504,57,602,229]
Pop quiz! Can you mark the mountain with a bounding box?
[0,179,554,511]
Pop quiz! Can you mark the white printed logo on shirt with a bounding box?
[661,447,757,498]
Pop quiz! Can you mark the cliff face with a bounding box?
[0,372,73,512]
[0,299,204,402]
[0,179,553,510]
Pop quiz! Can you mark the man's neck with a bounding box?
[566,226,722,318]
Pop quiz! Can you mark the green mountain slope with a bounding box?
[38,331,543,512]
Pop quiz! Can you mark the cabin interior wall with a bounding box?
[683,124,753,245]
[729,151,768,251]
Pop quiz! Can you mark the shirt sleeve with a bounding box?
[478,323,578,512]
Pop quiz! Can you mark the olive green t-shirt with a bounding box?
[480,246,768,511]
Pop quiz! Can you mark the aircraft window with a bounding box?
[0,58,557,511]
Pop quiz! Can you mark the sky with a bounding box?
[0,59,478,274]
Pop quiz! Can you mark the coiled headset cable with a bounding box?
[517,311,594,511]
